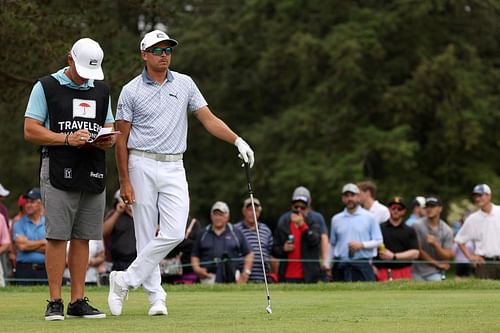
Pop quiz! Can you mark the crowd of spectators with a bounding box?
[1,180,500,286]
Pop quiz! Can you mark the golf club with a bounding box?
[242,161,273,314]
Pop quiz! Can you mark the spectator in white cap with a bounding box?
[191,201,254,284]
[24,37,115,320]
[455,184,500,279]
[235,198,275,282]
[405,196,426,226]
[330,183,382,282]
[0,183,10,231]
[110,28,255,317]
[357,180,390,224]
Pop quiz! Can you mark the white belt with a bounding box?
[129,149,183,162]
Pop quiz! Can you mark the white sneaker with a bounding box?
[108,271,129,316]
[148,300,168,316]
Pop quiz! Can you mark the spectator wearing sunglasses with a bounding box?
[374,197,419,281]
[412,196,454,281]
[273,189,322,283]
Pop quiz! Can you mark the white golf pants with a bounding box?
[123,154,189,304]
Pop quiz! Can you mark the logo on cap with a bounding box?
[157,33,165,38]
[89,59,98,66]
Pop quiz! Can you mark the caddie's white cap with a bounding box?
[140,30,178,51]
[211,201,230,214]
[71,38,104,80]
[472,184,492,195]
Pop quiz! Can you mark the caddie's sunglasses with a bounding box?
[146,47,173,56]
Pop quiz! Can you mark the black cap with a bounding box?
[425,196,442,207]
[23,187,41,200]
[387,196,406,209]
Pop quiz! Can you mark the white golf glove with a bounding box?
[234,137,255,168]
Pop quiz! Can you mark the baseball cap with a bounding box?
[211,201,229,214]
[411,196,426,208]
[70,38,104,80]
[342,183,360,194]
[243,197,261,208]
[425,196,442,207]
[292,186,311,204]
[17,194,26,207]
[388,196,406,208]
[23,188,42,200]
[0,183,10,197]
[140,30,178,51]
[472,184,491,195]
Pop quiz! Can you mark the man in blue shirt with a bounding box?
[13,188,47,285]
[330,183,383,281]
[191,201,254,284]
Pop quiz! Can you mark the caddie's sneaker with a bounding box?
[67,297,106,319]
[148,300,168,316]
[108,271,129,316]
[45,299,64,321]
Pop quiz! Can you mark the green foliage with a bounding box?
[1,0,500,223]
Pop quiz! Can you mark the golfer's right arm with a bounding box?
[115,120,134,204]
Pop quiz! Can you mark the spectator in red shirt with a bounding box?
[273,199,321,283]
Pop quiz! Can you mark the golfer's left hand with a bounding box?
[234,137,254,168]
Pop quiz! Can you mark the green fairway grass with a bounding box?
[1,280,499,333]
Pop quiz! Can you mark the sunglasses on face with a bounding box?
[389,205,405,212]
[146,47,173,56]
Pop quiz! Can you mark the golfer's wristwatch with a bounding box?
[243,269,252,275]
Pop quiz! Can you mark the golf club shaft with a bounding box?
[243,163,272,308]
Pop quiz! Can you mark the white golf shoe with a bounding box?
[108,271,129,316]
[148,300,168,316]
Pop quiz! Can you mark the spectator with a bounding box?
[0,183,10,227]
[405,196,426,226]
[0,214,10,287]
[455,184,500,279]
[0,183,10,280]
[330,183,383,282]
[412,196,454,281]
[64,239,105,285]
[102,190,136,272]
[358,180,390,223]
[374,196,419,281]
[7,195,27,277]
[235,197,274,283]
[277,186,330,279]
[12,188,48,285]
[273,195,321,283]
[161,217,202,284]
[191,201,254,283]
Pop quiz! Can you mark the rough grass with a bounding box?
[0,280,499,333]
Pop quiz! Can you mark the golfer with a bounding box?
[108,29,254,316]
[24,38,114,320]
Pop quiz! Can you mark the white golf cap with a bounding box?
[71,38,104,80]
[140,30,178,51]
[472,184,491,195]
[342,183,360,194]
[0,183,10,197]
[211,201,229,214]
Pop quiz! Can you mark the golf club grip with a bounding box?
[243,162,254,194]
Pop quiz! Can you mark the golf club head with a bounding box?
[265,305,272,314]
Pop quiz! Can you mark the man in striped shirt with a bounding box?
[235,198,274,282]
